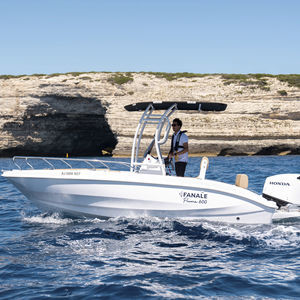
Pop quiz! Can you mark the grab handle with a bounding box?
[198,157,209,180]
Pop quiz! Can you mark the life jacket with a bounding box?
[170,130,187,153]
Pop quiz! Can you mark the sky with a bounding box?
[0,0,299,75]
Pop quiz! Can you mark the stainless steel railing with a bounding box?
[12,156,131,171]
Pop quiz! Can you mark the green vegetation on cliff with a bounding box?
[221,73,300,89]
[0,72,299,89]
[141,72,210,81]
[108,73,134,85]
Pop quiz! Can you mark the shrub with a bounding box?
[223,80,236,85]
[275,74,300,89]
[249,73,273,79]
[221,74,271,90]
[0,74,26,79]
[143,72,209,81]
[108,74,133,85]
[80,76,92,80]
[47,73,64,78]
[277,90,288,96]
[221,74,249,80]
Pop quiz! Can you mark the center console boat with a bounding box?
[2,102,299,224]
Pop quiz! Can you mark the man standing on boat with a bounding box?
[168,118,188,177]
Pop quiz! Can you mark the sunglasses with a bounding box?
[172,124,178,127]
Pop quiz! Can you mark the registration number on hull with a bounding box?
[61,171,81,176]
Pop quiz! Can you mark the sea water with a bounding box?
[0,156,299,299]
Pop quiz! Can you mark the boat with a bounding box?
[2,101,299,224]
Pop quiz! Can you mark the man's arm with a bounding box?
[177,142,188,155]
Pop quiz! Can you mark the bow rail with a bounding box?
[12,156,131,171]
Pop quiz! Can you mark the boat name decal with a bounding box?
[179,191,208,204]
[269,181,290,186]
[61,171,81,176]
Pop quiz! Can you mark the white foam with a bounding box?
[256,225,300,247]
[23,213,73,225]
[198,221,300,248]
[20,213,300,248]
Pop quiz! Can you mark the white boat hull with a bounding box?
[3,168,276,224]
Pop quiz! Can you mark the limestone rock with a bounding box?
[0,73,299,157]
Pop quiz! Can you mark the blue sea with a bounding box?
[0,156,299,299]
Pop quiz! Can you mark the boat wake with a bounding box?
[21,213,300,249]
[176,220,300,248]
[7,212,299,299]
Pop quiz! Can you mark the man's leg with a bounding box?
[175,162,187,177]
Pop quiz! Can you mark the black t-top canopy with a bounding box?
[124,101,227,112]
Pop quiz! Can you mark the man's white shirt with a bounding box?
[172,131,188,163]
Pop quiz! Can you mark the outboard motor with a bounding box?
[262,174,300,208]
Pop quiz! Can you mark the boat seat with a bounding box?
[235,174,248,189]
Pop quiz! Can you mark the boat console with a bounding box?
[126,101,226,176]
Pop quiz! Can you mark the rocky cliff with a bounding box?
[0,72,299,157]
